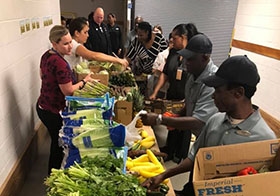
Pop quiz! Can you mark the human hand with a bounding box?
[118,58,129,68]
[149,93,157,100]
[83,73,93,83]
[141,174,165,191]
[140,112,158,126]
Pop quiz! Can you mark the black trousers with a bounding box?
[176,171,195,196]
[36,103,64,175]
[166,129,192,163]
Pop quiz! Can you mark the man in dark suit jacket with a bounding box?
[85,7,112,55]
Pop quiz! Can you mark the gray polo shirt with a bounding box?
[185,59,218,136]
[188,106,277,161]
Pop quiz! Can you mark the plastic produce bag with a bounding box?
[125,110,147,147]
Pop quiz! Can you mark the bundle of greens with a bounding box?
[109,71,136,87]
[73,80,111,98]
[75,62,91,74]
[45,155,146,196]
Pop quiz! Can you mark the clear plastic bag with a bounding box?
[125,110,147,147]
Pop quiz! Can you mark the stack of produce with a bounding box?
[126,149,170,196]
[74,60,138,100]
[75,61,123,75]
[73,80,111,98]
[125,126,170,195]
[60,94,126,169]
[126,149,169,184]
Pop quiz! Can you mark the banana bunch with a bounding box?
[131,129,155,150]
[126,149,169,184]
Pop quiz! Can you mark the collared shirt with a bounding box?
[188,106,277,162]
[185,59,219,135]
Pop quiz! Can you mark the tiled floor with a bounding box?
[18,135,190,195]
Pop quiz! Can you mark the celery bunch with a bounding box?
[45,156,146,196]
[73,80,111,98]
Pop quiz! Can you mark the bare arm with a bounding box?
[142,157,194,190]
[149,72,168,100]
[162,115,204,131]
[59,73,92,96]
[75,44,128,68]
[141,112,205,132]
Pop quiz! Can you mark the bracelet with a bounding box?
[156,114,163,125]
[79,79,86,90]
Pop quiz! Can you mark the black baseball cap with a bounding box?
[178,34,212,59]
[203,55,260,87]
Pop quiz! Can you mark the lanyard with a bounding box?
[51,48,77,83]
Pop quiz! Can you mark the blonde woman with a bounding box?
[36,25,93,174]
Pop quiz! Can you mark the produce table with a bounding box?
[142,126,175,196]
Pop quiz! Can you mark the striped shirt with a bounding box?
[127,33,167,75]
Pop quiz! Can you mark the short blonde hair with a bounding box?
[49,25,69,43]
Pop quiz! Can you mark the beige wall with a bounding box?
[231,0,280,118]
[0,0,61,189]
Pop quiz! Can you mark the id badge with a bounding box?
[176,68,183,80]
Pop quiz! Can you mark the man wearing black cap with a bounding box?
[142,55,276,196]
[141,33,218,160]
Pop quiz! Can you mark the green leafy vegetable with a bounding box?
[45,155,146,196]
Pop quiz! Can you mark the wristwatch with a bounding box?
[156,114,162,125]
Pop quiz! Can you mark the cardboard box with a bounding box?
[193,139,280,196]
[113,100,133,125]
[89,65,104,73]
[76,72,109,86]
[144,100,185,114]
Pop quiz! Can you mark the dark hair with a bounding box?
[61,16,66,21]
[172,23,199,41]
[138,21,152,41]
[227,83,257,99]
[153,24,163,34]
[69,17,88,36]
[88,12,94,22]
[168,33,172,40]
[108,13,116,18]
